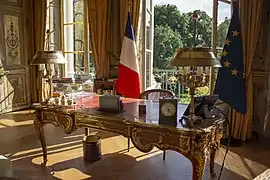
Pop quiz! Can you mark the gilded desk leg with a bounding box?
[34,115,48,167]
[37,127,48,166]
[210,147,217,177]
[210,127,223,177]
[191,154,206,180]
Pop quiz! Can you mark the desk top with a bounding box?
[37,93,223,133]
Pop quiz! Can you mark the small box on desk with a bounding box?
[99,95,123,113]
[139,102,146,115]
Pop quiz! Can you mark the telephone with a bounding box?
[98,95,124,113]
[183,95,220,119]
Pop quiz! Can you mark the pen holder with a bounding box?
[139,103,146,115]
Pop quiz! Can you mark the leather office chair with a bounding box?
[127,89,175,160]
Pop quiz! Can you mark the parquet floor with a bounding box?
[0,110,270,180]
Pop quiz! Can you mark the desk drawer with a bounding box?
[76,113,130,137]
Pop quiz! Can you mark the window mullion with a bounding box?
[150,0,154,87]
[83,0,89,74]
[60,0,67,77]
[210,0,219,94]
[140,0,146,91]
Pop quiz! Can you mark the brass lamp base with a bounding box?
[177,72,209,128]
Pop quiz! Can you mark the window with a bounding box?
[140,0,154,91]
[62,0,93,77]
[54,0,233,92]
[146,0,154,89]
[147,0,233,97]
[46,0,61,51]
[216,0,232,60]
[46,0,61,77]
[210,0,232,93]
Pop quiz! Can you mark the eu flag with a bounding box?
[214,3,246,114]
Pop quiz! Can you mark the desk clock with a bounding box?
[159,96,178,127]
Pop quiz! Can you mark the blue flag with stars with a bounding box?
[214,3,246,114]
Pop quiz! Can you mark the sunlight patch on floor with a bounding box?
[53,168,91,180]
[214,148,267,180]
[135,149,162,161]
[31,144,83,166]
[10,139,83,161]
[0,119,33,128]
[63,134,84,139]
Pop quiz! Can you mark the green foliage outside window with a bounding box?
[153,25,183,69]
[153,4,230,69]
[179,86,210,104]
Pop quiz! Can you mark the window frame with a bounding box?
[60,0,91,77]
[210,0,232,94]
[141,0,233,93]
[57,0,233,89]
[46,0,61,77]
[140,0,154,91]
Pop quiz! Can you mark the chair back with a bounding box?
[139,89,175,101]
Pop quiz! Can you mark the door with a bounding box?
[0,0,30,113]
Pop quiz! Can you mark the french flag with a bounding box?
[115,12,141,98]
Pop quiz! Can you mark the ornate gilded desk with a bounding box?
[33,94,223,180]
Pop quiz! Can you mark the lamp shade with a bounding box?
[31,50,67,65]
[170,48,221,67]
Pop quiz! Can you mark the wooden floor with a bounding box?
[0,110,270,180]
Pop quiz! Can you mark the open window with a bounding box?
[146,0,233,98]
[45,0,61,77]
[139,0,154,91]
[210,0,233,92]
[61,0,94,78]
[216,0,233,59]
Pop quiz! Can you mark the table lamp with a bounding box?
[169,12,221,127]
[170,47,221,127]
[31,50,67,105]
